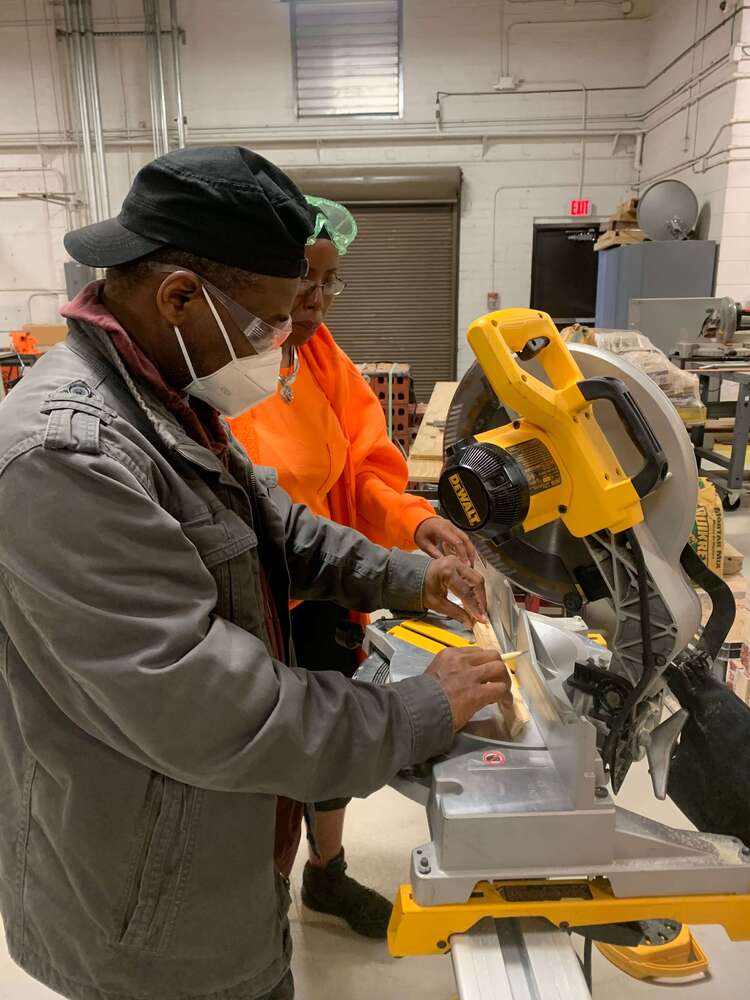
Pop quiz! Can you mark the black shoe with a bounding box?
[301,849,393,940]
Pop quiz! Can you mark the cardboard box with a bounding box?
[23,323,67,348]
[613,197,639,223]
[594,228,646,252]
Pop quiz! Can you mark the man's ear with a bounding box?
[155,270,203,325]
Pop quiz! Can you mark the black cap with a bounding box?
[64,146,315,278]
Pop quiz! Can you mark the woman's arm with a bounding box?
[336,348,473,558]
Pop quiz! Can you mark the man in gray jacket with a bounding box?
[0,147,508,1000]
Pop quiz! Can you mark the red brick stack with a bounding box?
[356,362,418,454]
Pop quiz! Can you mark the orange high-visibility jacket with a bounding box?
[229,323,434,551]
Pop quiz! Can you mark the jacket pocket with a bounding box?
[182,508,257,569]
[117,773,202,954]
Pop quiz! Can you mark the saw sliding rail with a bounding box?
[450,918,590,1000]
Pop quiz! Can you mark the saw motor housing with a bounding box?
[438,309,667,543]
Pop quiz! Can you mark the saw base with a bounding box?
[388,878,750,958]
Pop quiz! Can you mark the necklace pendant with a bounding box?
[280,382,294,404]
[278,347,298,404]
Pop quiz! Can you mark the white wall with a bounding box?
[637,0,738,248]
[711,8,750,304]
[3,0,747,368]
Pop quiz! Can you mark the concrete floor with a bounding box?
[3,501,750,1000]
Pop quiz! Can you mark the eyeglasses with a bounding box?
[298,275,347,299]
[149,264,293,353]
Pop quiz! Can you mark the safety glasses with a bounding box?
[298,275,347,299]
[150,264,293,353]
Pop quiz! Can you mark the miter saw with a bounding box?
[673,296,750,361]
[356,308,750,996]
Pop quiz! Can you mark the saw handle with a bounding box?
[578,376,668,498]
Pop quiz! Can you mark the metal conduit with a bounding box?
[143,0,161,155]
[64,0,98,222]
[81,0,110,217]
[143,0,169,155]
[170,0,186,148]
[153,0,170,152]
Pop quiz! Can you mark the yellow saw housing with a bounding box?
[439,309,667,539]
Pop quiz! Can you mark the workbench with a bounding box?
[687,367,750,511]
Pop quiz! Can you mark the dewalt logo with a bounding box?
[448,473,482,527]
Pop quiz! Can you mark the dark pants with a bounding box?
[261,970,294,1000]
[290,601,363,813]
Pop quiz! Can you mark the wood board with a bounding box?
[472,621,531,741]
[724,541,745,577]
[407,380,458,484]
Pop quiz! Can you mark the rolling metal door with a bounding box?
[325,203,458,401]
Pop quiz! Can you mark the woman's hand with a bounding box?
[414,516,475,565]
[422,555,487,629]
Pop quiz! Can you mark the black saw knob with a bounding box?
[438,440,530,533]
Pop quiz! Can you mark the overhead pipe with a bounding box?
[143,0,160,155]
[0,123,645,149]
[80,0,110,218]
[436,46,731,129]
[170,0,186,148]
[64,0,99,223]
[143,0,169,155]
[153,0,170,152]
[503,4,748,80]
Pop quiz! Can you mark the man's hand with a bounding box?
[422,554,487,628]
[425,647,510,731]
[414,516,475,565]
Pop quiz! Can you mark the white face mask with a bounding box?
[173,287,282,418]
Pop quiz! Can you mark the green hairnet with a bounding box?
[305,196,358,255]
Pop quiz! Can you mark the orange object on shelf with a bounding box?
[2,331,41,396]
[10,331,40,355]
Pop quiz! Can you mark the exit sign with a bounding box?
[569,198,591,217]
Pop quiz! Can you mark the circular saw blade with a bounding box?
[444,345,697,602]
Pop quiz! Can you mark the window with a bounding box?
[291,1,402,118]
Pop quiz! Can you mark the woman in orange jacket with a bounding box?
[229,198,472,940]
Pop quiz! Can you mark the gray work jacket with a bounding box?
[0,318,454,1000]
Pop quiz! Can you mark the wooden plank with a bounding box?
[407,380,458,482]
[408,457,445,484]
[472,621,531,741]
[691,365,750,373]
[409,381,458,462]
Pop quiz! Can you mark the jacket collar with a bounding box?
[65,319,233,480]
